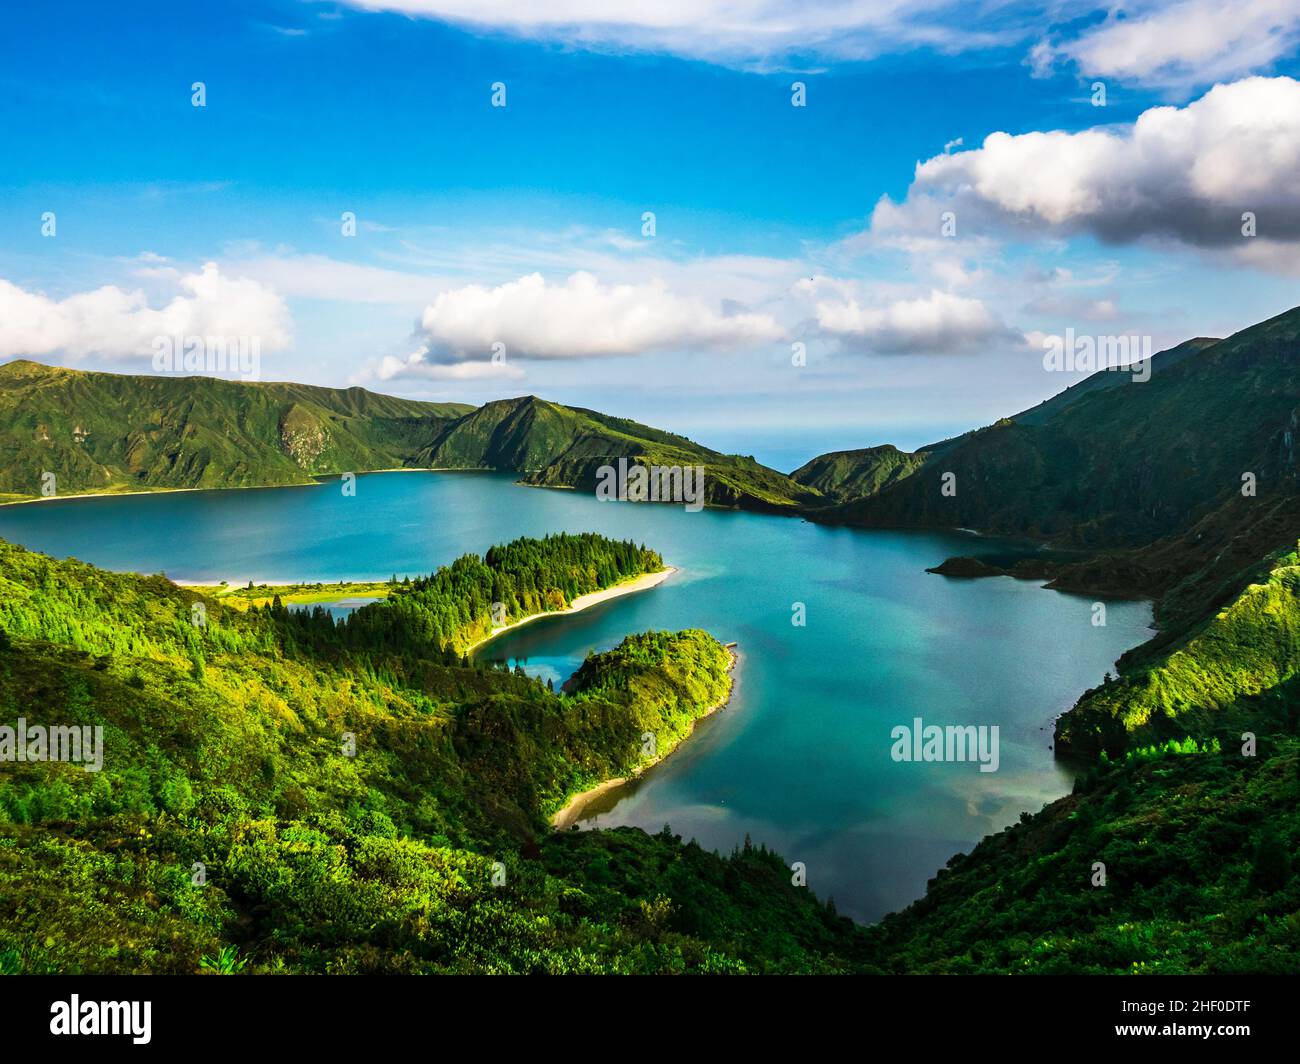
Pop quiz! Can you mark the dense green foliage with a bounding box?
[0,536,861,973]
[335,533,661,654]
[1059,544,1300,756]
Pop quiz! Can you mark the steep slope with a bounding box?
[1009,336,1220,427]
[819,307,1300,555]
[0,360,471,501]
[790,444,929,505]
[422,395,822,511]
[1057,542,1300,757]
[787,338,1217,512]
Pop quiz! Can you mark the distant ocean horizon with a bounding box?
[684,425,966,475]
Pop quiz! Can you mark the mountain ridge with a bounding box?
[0,362,819,511]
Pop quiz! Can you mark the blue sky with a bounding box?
[3,1,1300,466]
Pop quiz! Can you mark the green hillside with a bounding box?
[1009,337,1220,428]
[0,535,863,973]
[0,363,817,512]
[422,395,821,511]
[790,444,929,504]
[817,306,1300,556]
[0,360,471,502]
[1058,544,1300,757]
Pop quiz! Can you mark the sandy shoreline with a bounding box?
[465,566,677,653]
[551,645,738,830]
[0,468,502,508]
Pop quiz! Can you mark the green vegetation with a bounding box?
[864,739,1300,973]
[331,532,661,654]
[0,363,820,513]
[0,535,861,973]
[790,444,928,505]
[0,359,470,500]
[1059,543,1300,757]
[203,580,394,610]
[422,395,822,511]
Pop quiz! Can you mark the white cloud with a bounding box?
[1057,0,1300,89]
[230,252,449,304]
[869,77,1300,255]
[0,263,292,361]
[404,270,785,362]
[1026,37,1056,78]
[812,288,1016,353]
[335,0,1025,66]
[377,356,526,381]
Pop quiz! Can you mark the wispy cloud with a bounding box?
[332,0,1036,68]
[1046,0,1300,91]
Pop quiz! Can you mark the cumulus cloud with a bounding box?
[869,76,1300,253]
[812,288,1017,354]
[400,270,784,365]
[0,263,292,361]
[1056,0,1300,89]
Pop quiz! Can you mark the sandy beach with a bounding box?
[0,468,486,508]
[551,644,738,830]
[465,565,677,653]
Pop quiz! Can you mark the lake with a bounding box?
[0,471,1152,922]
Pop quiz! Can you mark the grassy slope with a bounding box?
[0,360,471,501]
[789,444,929,505]
[819,306,1300,554]
[1058,544,1300,757]
[0,538,863,973]
[203,580,394,608]
[421,396,822,511]
[0,363,818,513]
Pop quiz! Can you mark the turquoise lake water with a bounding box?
[0,471,1152,922]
